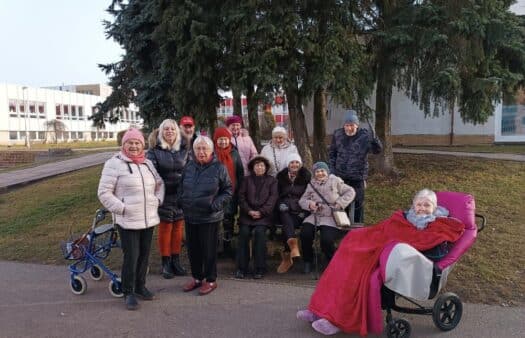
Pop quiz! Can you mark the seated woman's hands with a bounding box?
[309,201,320,212]
[248,210,262,219]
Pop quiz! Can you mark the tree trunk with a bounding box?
[233,85,242,117]
[449,104,455,145]
[374,54,398,178]
[312,87,328,162]
[286,86,313,169]
[246,84,261,151]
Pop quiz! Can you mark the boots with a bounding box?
[161,256,175,279]
[171,254,187,276]
[287,238,300,258]
[277,251,293,273]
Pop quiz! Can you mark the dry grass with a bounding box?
[0,154,523,305]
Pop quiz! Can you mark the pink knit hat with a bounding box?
[226,115,243,126]
[121,128,145,147]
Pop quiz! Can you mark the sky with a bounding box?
[0,0,123,87]
[1,1,525,88]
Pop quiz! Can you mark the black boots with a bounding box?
[171,254,187,276]
[161,256,175,279]
[125,294,138,310]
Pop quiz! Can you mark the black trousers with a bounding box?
[185,221,218,282]
[117,226,154,295]
[300,222,343,263]
[279,211,303,251]
[236,224,267,272]
[343,179,365,223]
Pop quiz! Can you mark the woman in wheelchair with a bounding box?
[296,189,465,336]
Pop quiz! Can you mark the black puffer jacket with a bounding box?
[276,167,311,214]
[328,127,382,181]
[147,145,189,222]
[180,157,233,224]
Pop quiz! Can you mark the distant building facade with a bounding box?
[0,83,142,145]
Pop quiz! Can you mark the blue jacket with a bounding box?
[180,157,233,224]
[328,128,382,181]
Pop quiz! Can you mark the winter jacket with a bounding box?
[238,160,278,226]
[179,157,233,224]
[260,140,299,176]
[146,145,189,222]
[222,147,245,217]
[328,128,382,181]
[299,174,355,228]
[276,167,311,214]
[98,152,165,230]
[231,131,258,176]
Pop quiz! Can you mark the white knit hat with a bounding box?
[287,153,302,166]
[272,126,287,137]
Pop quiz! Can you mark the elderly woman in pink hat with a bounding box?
[98,128,164,311]
[225,115,257,175]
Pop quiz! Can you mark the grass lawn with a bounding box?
[0,154,523,306]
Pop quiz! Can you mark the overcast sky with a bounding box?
[1,1,525,88]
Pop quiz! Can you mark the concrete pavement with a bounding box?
[0,151,115,192]
[392,148,525,162]
[0,261,523,338]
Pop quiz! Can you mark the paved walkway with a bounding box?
[0,151,115,192]
[0,261,523,338]
[392,148,525,162]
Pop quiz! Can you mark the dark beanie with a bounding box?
[344,110,359,125]
[312,161,329,174]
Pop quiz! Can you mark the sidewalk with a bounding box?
[392,148,525,162]
[0,151,115,192]
[0,261,523,338]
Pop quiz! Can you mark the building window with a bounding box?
[38,131,45,140]
[29,102,37,118]
[63,105,69,118]
[9,100,17,117]
[71,105,77,120]
[19,102,26,116]
[91,132,96,140]
[56,104,62,119]
[38,103,45,118]
[9,131,18,140]
[109,132,114,139]
[78,132,84,139]
[30,131,37,140]
[78,106,84,119]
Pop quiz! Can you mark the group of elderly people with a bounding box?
[97,110,382,311]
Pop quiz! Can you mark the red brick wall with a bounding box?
[0,151,36,167]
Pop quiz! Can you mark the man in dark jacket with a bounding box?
[328,110,382,223]
[180,136,232,295]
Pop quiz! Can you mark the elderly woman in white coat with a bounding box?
[260,126,298,176]
[299,162,355,273]
[98,128,164,311]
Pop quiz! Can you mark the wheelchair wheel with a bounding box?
[387,318,411,338]
[70,275,87,295]
[432,292,463,331]
[89,265,104,281]
[108,278,124,298]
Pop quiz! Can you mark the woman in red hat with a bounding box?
[213,127,244,255]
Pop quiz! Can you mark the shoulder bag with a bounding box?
[308,183,351,228]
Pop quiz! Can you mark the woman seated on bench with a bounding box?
[296,188,465,336]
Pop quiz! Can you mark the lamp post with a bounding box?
[22,86,31,149]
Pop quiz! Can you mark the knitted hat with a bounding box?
[287,153,302,166]
[225,115,243,126]
[180,116,194,126]
[312,161,329,174]
[344,110,359,125]
[121,128,145,147]
[272,126,287,137]
[213,127,232,142]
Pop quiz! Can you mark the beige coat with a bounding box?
[98,152,165,230]
[299,174,355,228]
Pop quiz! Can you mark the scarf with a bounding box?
[406,206,449,230]
[216,145,236,190]
[121,150,145,164]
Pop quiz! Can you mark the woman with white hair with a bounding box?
[260,126,298,176]
[179,136,233,295]
[275,153,311,273]
[147,119,189,279]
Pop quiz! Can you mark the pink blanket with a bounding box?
[308,210,465,336]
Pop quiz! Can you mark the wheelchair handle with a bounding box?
[475,213,486,232]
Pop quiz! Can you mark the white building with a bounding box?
[304,87,524,144]
[0,83,142,145]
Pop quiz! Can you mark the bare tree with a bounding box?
[44,119,67,144]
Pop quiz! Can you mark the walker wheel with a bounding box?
[432,292,463,331]
[109,278,124,298]
[387,318,411,338]
[70,275,87,295]
[89,265,104,281]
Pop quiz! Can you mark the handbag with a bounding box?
[308,183,351,228]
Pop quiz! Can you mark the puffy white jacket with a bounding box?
[260,141,298,176]
[98,152,165,230]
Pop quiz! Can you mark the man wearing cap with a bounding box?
[225,115,258,176]
[180,116,198,149]
[328,110,382,223]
